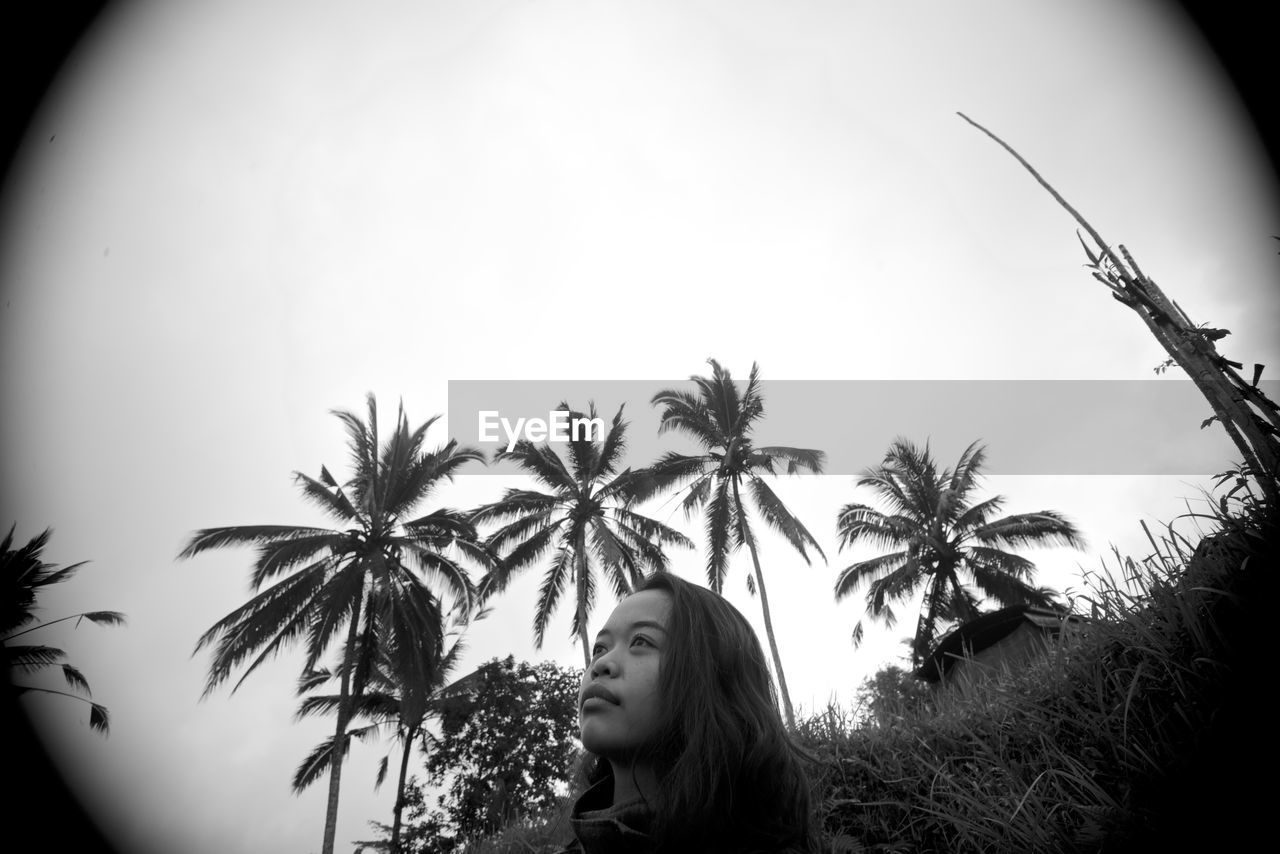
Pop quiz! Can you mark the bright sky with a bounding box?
[1,2,1276,853]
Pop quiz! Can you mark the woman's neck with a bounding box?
[606,760,659,807]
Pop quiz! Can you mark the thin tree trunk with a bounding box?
[389,725,416,854]
[733,478,796,729]
[321,590,365,854]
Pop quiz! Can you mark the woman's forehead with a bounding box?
[600,589,672,634]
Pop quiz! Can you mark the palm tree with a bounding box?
[648,360,826,728]
[2,525,124,734]
[292,606,482,854]
[471,403,693,666]
[178,394,494,854]
[834,438,1085,669]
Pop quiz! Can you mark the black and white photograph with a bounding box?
[2,2,1276,852]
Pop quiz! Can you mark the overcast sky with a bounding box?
[2,2,1277,852]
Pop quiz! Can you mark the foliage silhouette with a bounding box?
[2,525,123,734]
[472,403,691,666]
[179,394,495,854]
[648,359,826,727]
[834,438,1082,668]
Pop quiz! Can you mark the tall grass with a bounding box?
[801,478,1274,852]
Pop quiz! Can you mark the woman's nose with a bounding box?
[590,652,618,678]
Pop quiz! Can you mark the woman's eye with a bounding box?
[631,635,654,648]
[590,644,607,659]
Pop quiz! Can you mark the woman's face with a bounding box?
[578,589,671,761]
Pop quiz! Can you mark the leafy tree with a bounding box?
[854,663,932,728]
[2,525,124,734]
[834,438,1083,669]
[179,395,495,854]
[417,656,581,847]
[355,779,449,854]
[649,359,826,727]
[472,403,692,666]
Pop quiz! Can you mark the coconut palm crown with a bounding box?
[178,394,495,854]
[471,402,693,666]
[834,438,1085,669]
[647,359,826,728]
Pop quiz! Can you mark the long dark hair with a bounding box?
[581,571,816,853]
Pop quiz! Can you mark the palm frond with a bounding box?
[568,550,598,644]
[676,472,715,519]
[747,477,826,564]
[89,702,110,734]
[704,477,735,592]
[251,532,349,590]
[6,644,65,672]
[950,494,1006,535]
[850,619,866,647]
[645,452,713,498]
[965,553,1057,608]
[292,471,360,523]
[486,521,564,584]
[78,611,127,627]
[400,507,480,543]
[560,402,603,484]
[296,690,400,722]
[531,547,573,649]
[835,503,918,551]
[609,508,695,553]
[592,405,630,480]
[833,551,910,601]
[752,445,826,475]
[449,537,503,582]
[292,732,350,793]
[389,440,485,515]
[398,545,474,616]
[604,516,678,583]
[470,491,559,529]
[650,388,719,445]
[60,664,91,694]
[963,546,1037,581]
[864,560,928,615]
[588,521,640,600]
[193,558,334,694]
[494,440,574,492]
[945,440,988,512]
[296,667,334,696]
[971,511,1087,550]
[178,525,337,560]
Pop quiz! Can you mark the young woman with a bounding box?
[559,571,817,854]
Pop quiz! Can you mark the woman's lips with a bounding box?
[580,683,620,709]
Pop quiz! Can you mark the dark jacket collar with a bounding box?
[565,777,656,854]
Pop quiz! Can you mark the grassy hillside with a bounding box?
[802,479,1273,852]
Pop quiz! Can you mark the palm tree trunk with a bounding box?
[389,725,416,854]
[732,478,796,729]
[321,590,365,854]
